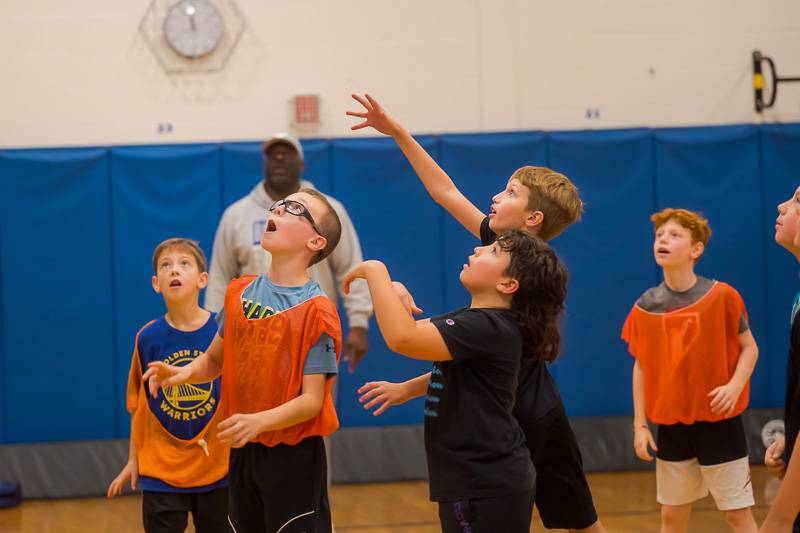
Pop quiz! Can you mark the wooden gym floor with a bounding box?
[0,467,776,532]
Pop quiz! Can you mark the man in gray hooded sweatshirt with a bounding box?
[205,133,373,371]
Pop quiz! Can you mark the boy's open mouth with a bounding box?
[170,280,182,287]
[266,219,277,232]
[656,247,669,254]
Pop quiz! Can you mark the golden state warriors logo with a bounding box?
[158,349,217,423]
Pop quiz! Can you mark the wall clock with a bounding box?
[139,0,244,72]
[163,0,224,59]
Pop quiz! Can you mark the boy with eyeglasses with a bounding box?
[144,188,344,533]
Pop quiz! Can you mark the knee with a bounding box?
[661,505,690,526]
[723,508,752,527]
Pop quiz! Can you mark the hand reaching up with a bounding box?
[346,94,402,137]
[391,281,423,316]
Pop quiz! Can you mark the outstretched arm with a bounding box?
[142,333,224,398]
[347,93,485,238]
[358,372,432,416]
[343,260,451,361]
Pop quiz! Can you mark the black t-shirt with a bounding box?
[425,307,534,501]
[785,299,800,466]
[480,217,562,422]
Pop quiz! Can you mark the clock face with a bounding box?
[163,0,225,59]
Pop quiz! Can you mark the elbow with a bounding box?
[385,332,414,355]
[302,391,325,420]
[384,334,402,353]
[743,339,759,361]
[432,185,457,206]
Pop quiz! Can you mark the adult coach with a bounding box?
[205,133,373,371]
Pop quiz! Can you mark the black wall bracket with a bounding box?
[753,49,800,113]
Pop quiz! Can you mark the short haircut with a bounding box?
[510,166,584,241]
[152,238,207,274]
[299,188,342,265]
[651,208,712,245]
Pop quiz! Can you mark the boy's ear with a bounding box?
[308,234,327,254]
[525,210,544,231]
[497,277,519,296]
[197,271,209,289]
[151,275,161,294]
[690,241,705,260]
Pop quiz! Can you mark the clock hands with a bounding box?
[185,4,197,32]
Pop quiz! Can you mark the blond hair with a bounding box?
[651,208,712,245]
[152,238,207,274]
[510,166,583,241]
[299,188,342,265]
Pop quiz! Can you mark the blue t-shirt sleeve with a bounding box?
[216,308,226,338]
[303,333,338,376]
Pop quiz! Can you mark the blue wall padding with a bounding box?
[330,136,444,427]
[0,124,799,443]
[0,148,116,442]
[301,139,333,195]
[110,144,222,435]
[760,124,800,407]
[221,142,262,208]
[547,129,657,416]
[654,126,770,407]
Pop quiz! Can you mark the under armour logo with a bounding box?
[445,319,455,326]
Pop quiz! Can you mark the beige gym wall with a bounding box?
[0,0,798,148]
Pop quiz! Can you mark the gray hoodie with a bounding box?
[204,180,373,329]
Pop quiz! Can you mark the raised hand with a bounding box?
[358,381,410,416]
[392,281,423,316]
[142,361,189,399]
[346,94,401,136]
[342,260,384,295]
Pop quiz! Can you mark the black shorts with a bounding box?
[656,415,748,465]
[142,486,228,533]
[522,400,598,530]
[438,490,534,533]
[228,437,330,533]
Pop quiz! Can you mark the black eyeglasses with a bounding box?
[268,199,322,236]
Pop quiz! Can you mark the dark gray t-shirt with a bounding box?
[637,276,749,333]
